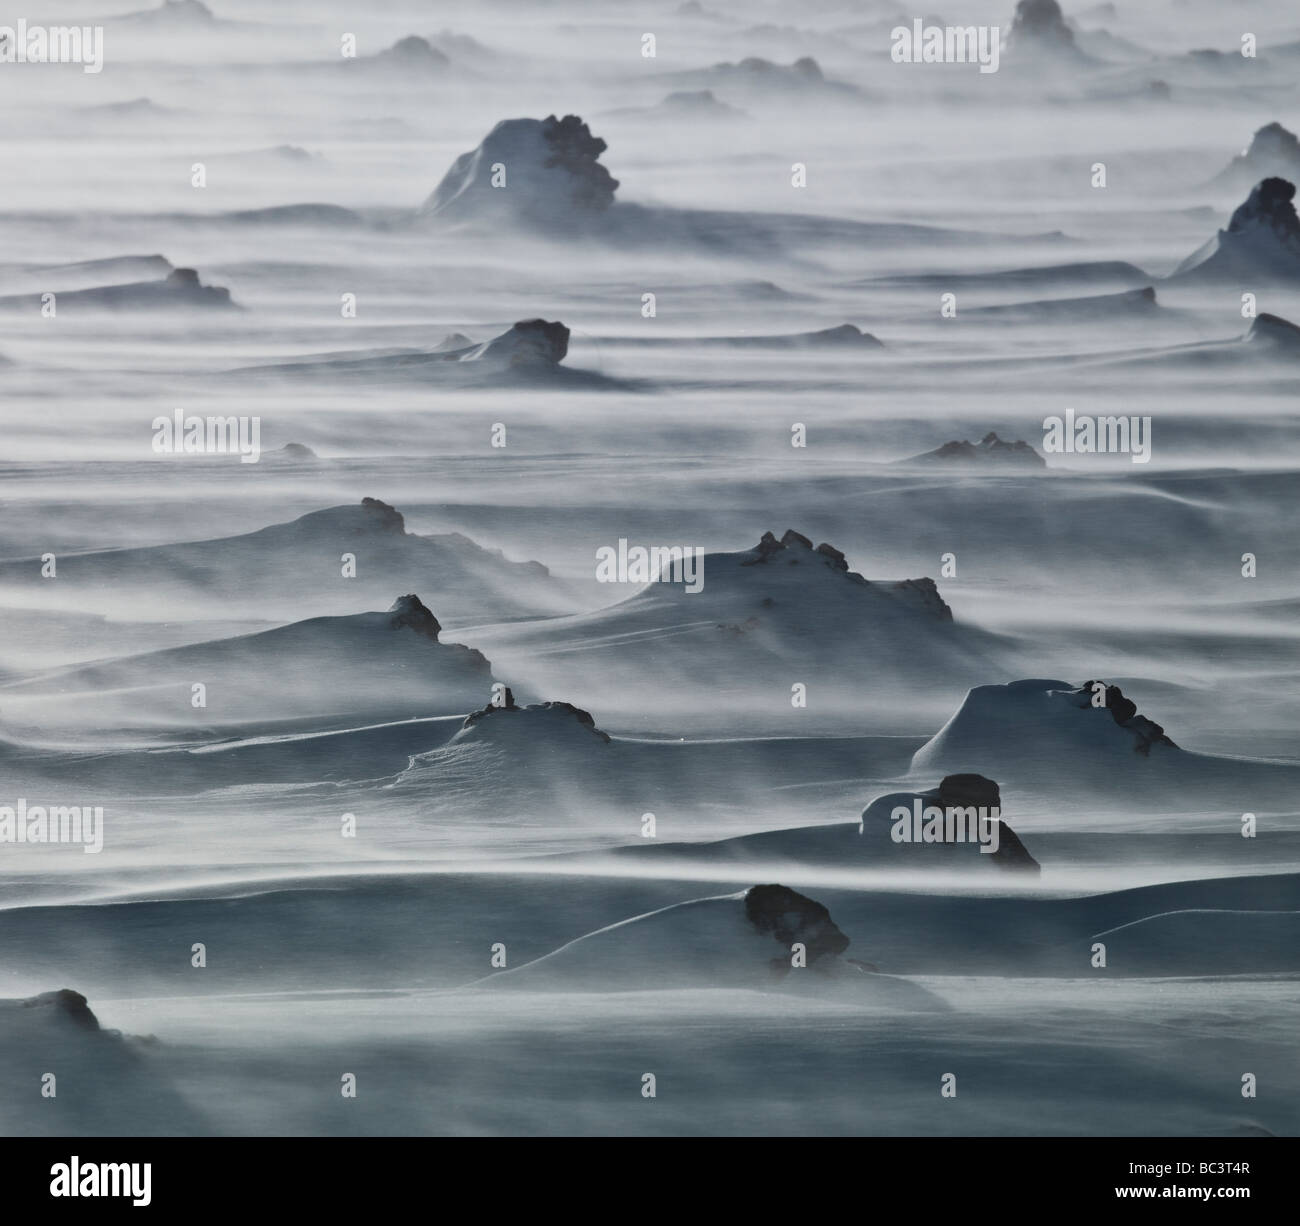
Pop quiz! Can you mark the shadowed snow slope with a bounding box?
[472,528,1014,723]
[0,497,572,625]
[912,678,1300,803]
[0,988,205,1136]
[3,594,495,726]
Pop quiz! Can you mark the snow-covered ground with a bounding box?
[1,0,1298,1137]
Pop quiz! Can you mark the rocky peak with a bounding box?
[360,496,406,533]
[1075,680,1177,755]
[1227,177,1300,252]
[388,594,440,640]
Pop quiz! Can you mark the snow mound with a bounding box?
[113,0,216,27]
[860,773,1041,873]
[6,593,495,724]
[447,318,569,366]
[741,529,952,619]
[0,266,235,312]
[706,323,881,349]
[0,496,569,625]
[965,286,1159,320]
[238,319,572,377]
[421,115,618,229]
[453,688,611,745]
[483,885,940,1002]
[1174,177,1300,283]
[905,431,1046,467]
[368,36,450,71]
[912,678,1179,778]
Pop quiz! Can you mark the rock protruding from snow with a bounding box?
[744,884,850,968]
[422,115,619,229]
[1213,123,1300,188]
[388,594,441,641]
[373,35,450,70]
[1174,177,1300,282]
[21,989,100,1031]
[449,318,569,367]
[739,530,954,619]
[908,431,1046,467]
[459,697,612,743]
[268,442,318,460]
[859,774,1041,874]
[1078,680,1176,755]
[359,496,406,533]
[1007,0,1090,60]
[912,678,1179,779]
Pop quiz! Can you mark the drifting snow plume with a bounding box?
[422,115,618,229]
[480,885,937,997]
[1174,177,1300,282]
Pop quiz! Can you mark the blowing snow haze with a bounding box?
[0,0,1297,1152]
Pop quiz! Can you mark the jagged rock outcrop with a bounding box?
[744,884,851,971]
[1174,177,1300,282]
[741,530,954,619]
[387,594,441,641]
[1007,0,1091,60]
[459,695,612,742]
[422,115,618,229]
[860,774,1041,874]
[909,431,1046,467]
[359,496,406,533]
[1076,681,1176,755]
[0,265,234,312]
[448,318,569,367]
